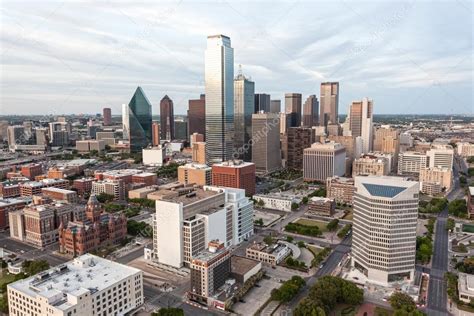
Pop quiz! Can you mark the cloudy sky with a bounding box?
[1,0,472,116]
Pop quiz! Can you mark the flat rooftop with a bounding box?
[159,187,223,206]
[231,256,260,276]
[98,169,143,177]
[41,187,76,194]
[0,198,26,207]
[212,160,254,168]
[8,254,141,310]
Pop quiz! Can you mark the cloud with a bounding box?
[0,0,472,115]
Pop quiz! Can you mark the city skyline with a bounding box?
[1,1,472,116]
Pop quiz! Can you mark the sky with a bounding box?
[0,0,472,116]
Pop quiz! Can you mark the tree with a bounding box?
[302,196,309,204]
[326,219,339,231]
[291,202,299,210]
[257,199,265,208]
[286,236,294,243]
[152,307,184,316]
[297,241,306,248]
[263,235,274,245]
[389,292,417,312]
[22,260,49,276]
[96,193,114,203]
[446,218,455,231]
[448,199,468,218]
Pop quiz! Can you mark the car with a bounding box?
[319,263,324,269]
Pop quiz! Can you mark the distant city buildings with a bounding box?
[397,151,428,175]
[285,127,313,170]
[285,93,302,127]
[419,167,452,195]
[251,112,281,174]
[352,176,418,286]
[178,163,212,186]
[270,99,281,113]
[457,142,474,157]
[103,107,112,126]
[352,154,390,177]
[254,93,270,113]
[302,95,319,127]
[126,87,152,152]
[348,98,373,154]
[151,121,160,146]
[205,35,234,164]
[188,94,206,139]
[427,145,454,170]
[319,82,339,127]
[234,73,255,161]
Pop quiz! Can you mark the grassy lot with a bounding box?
[330,304,358,316]
[342,211,353,220]
[307,245,323,256]
[0,270,17,290]
[295,218,328,232]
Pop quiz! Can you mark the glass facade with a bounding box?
[233,74,254,160]
[128,86,152,152]
[205,35,234,164]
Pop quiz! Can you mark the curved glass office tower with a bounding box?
[127,86,152,152]
[205,35,234,164]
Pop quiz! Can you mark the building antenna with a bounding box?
[238,64,243,77]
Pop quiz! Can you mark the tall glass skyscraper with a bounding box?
[205,35,234,164]
[234,73,254,161]
[127,86,152,152]
[320,82,339,127]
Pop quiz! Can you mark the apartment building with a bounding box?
[91,179,126,200]
[8,254,143,316]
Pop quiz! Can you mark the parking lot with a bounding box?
[232,277,280,316]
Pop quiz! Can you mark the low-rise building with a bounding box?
[7,254,143,316]
[41,187,78,203]
[0,181,20,198]
[128,186,158,199]
[19,179,69,197]
[246,241,291,265]
[326,176,355,205]
[0,198,27,230]
[20,163,43,180]
[419,167,452,194]
[307,197,336,216]
[252,192,302,212]
[468,187,474,219]
[457,142,474,157]
[72,177,95,196]
[76,139,106,152]
[143,146,166,166]
[178,163,212,186]
[131,172,157,186]
[352,154,390,177]
[91,179,126,200]
[458,273,474,303]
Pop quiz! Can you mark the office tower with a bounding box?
[285,93,302,127]
[22,121,33,140]
[286,127,313,170]
[205,34,234,164]
[352,154,390,177]
[103,107,112,125]
[252,113,281,174]
[8,254,143,316]
[373,127,400,154]
[190,241,231,304]
[49,121,70,147]
[234,73,255,161]
[254,93,271,113]
[351,176,418,285]
[188,94,206,139]
[160,95,175,140]
[35,128,48,146]
[397,152,428,175]
[327,124,341,136]
[87,125,100,139]
[178,163,212,186]
[175,120,188,141]
[191,133,204,146]
[126,86,152,152]
[319,82,339,127]
[212,160,256,196]
[270,100,281,113]
[192,142,206,164]
[427,145,454,170]
[152,186,253,267]
[303,142,346,182]
[0,121,8,142]
[151,121,160,146]
[121,103,130,140]
[7,126,24,150]
[302,95,319,127]
[348,98,373,154]
[279,113,288,134]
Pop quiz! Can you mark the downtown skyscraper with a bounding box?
[205,35,234,164]
[160,95,175,141]
[234,72,255,161]
[302,94,319,127]
[320,82,339,127]
[125,86,152,152]
[285,93,302,127]
[348,97,374,154]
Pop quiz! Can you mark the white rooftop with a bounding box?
[469,186,474,196]
[213,160,254,168]
[8,254,141,310]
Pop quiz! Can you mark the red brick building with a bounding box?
[72,178,95,196]
[21,164,43,180]
[58,195,127,256]
[0,182,20,198]
[0,198,27,230]
[212,160,256,196]
[131,173,157,186]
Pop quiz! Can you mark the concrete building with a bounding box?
[326,176,355,205]
[458,273,474,303]
[270,100,281,113]
[352,176,419,286]
[246,241,291,265]
[302,95,319,127]
[212,160,255,196]
[151,121,160,146]
[7,254,143,316]
[252,192,302,212]
[397,152,428,175]
[373,127,400,154]
[468,187,474,219]
[0,198,27,230]
[251,113,281,174]
[419,167,452,194]
[178,163,212,186]
[303,142,346,182]
[103,107,112,125]
[188,94,206,139]
[128,186,158,199]
[91,179,126,201]
[142,146,166,166]
[285,127,313,170]
[41,187,78,203]
[234,73,255,161]
[319,82,339,127]
[0,182,21,198]
[192,142,206,164]
[152,186,253,268]
[254,93,271,113]
[307,197,336,217]
[19,179,69,197]
[285,93,302,127]
[348,98,373,154]
[205,35,234,164]
[76,140,105,153]
[427,145,454,170]
[457,142,474,157]
[352,154,390,177]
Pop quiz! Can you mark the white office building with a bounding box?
[427,145,454,170]
[397,151,428,175]
[142,146,166,166]
[351,176,419,286]
[7,254,143,316]
[121,104,129,140]
[152,186,253,268]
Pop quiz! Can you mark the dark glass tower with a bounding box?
[128,86,152,153]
